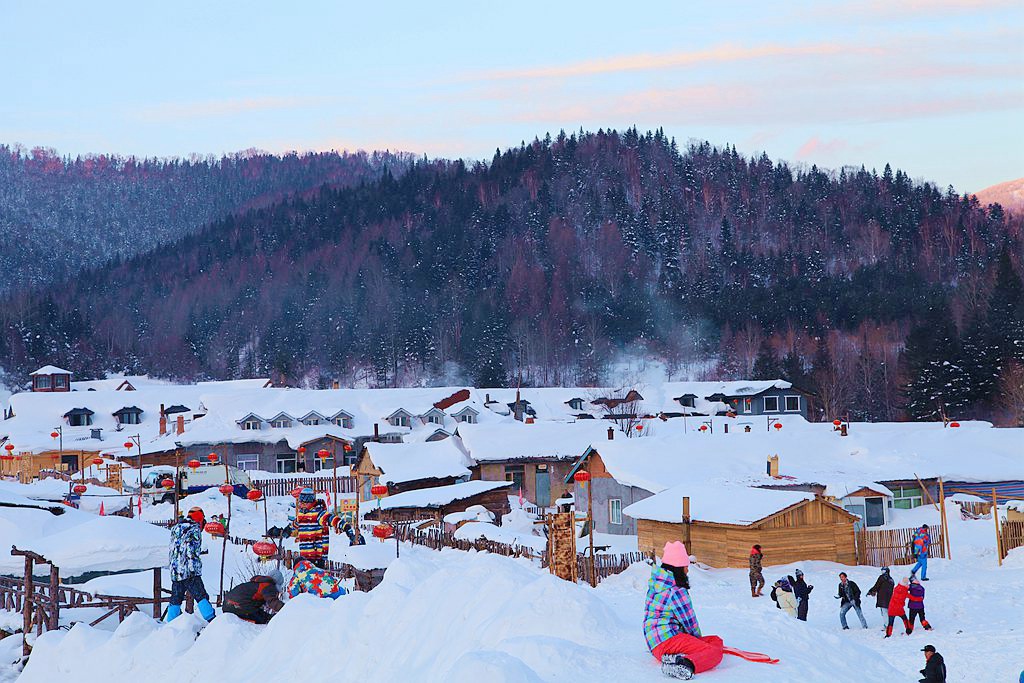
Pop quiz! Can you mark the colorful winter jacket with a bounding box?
[287,559,347,599]
[169,518,203,581]
[748,549,763,575]
[292,501,343,561]
[913,528,931,556]
[888,583,909,616]
[643,565,701,652]
[908,582,925,609]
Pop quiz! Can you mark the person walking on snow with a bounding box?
[789,569,813,621]
[919,645,946,682]
[835,572,868,629]
[885,577,912,638]
[866,566,894,626]
[910,525,931,581]
[907,576,933,633]
[748,545,765,598]
[774,578,798,617]
[223,570,285,623]
[166,506,216,622]
[644,541,724,679]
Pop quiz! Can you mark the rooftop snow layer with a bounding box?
[456,419,614,462]
[363,440,472,485]
[623,483,816,525]
[378,480,511,510]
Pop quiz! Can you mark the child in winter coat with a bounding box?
[885,577,912,638]
[166,507,216,623]
[223,570,285,623]
[644,541,723,679]
[774,578,798,617]
[866,566,894,626]
[748,545,765,598]
[907,577,932,633]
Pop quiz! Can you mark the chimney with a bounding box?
[332,379,340,390]
[513,389,524,422]
[159,404,167,436]
[682,496,690,522]
[373,423,380,441]
[176,415,185,435]
[607,427,614,441]
[767,455,780,477]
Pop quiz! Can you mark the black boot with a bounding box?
[661,654,695,680]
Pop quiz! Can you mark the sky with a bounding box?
[1,0,1021,192]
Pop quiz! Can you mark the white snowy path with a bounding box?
[7,512,1024,682]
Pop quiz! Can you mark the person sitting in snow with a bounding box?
[643,541,724,680]
[910,524,931,581]
[286,488,345,566]
[885,577,912,638]
[866,566,894,627]
[286,556,348,599]
[907,576,933,633]
[774,578,798,617]
[166,506,216,622]
[748,545,764,598]
[223,570,285,623]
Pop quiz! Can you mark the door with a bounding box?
[535,466,551,507]
[865,497,885,527]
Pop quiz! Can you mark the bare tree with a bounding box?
[999,361,1024,427]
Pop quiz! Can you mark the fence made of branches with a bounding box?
[855,525,945,567]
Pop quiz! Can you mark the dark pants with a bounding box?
[908,608,930,629]
[797,599,808,621]
[170,575,209,605]
[224,604,272,623]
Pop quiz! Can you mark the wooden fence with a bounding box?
[578,551,653,586]
[999,520,1024,561]
[855,525,945,567]
[249,476,356,498]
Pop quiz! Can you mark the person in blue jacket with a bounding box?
[166,506,216,622]
[910,525,931,580]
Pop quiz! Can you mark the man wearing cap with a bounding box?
[919,645,946,682]
[866,566,894,627]
[222,569,285,623]
[166,507,216,622]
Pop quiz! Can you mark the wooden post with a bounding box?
[173,448,181,521]
[682,496,691,549]
[993,488,1003,566]
[48,563,59,631]
[22,555,33,657]
[152,567,162,618]
[938,477,951,560]
[218,492,231,605]
[354,473,362,544]
[915,473,939,511]
[587,477,595,587]
[332,441,339,515]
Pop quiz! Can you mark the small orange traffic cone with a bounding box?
[99,501,105,516]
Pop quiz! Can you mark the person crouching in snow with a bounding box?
[774,578,798,617]
[223,570,285,623]
[748,545,765,598]
[885,577,912,638]
[643,541,724,680]
[166,506,216,622]
[286,556,348,599]
[907,576,932,633]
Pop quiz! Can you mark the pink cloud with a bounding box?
[795,137,849,160]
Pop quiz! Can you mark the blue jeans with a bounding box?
[840,602,868,629]
[910,554,928,579]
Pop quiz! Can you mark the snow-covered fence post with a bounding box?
[993,488,1003,566]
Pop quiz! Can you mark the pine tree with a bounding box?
[902,306,971,419]
[752,341,781,379]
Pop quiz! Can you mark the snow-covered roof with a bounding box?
[623,483,818,525]
[31,365,72,375]
[363,440,472,485]
[457,420,613,463]
[378,480,511,510]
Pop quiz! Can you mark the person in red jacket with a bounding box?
[885,577,912,638]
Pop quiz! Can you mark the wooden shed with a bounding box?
[367,480,512,526]
[628,487,859,568]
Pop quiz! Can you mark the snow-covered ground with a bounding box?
[5,494,1022,682]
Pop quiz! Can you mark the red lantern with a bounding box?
[297,446,306,455]
[698,425,708,432]
[3,444,13,452]
[218,484,234,496]
[73,484,87,494]
[161,478,174,489]
[252,539,277,560]
[247,489,263,502]
[123,441,134,450]
[773,422,783,431]
[574,470,590,483]
[635,424,644,431]
[343,443,353,452]
[91,457,104,466]
[50,431,59,439]
[370,484,388,497]
[207,452,218,462]
[0,455,12,461]
[204,521,226,537]
[317,449,330,460]
[291,486,303,498]
[832,419,842,427]
[372,523,393,540]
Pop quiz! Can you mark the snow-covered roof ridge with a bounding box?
[378,480,512,510]
[457,420,614,462]
[363,439,473,485]
[31,365,72,375]
[623,482,818,526]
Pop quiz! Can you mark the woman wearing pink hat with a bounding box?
[643,541,724,679]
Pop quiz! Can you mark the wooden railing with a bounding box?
[578,551,653,586]
[855,525,945,567]
[999,520,1024,560]
[249,476,356,497]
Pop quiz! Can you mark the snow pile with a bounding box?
[443,504,495,525]
[453,522,548,552]
[364,439,472,485]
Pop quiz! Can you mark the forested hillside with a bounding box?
[1,130,1021,422]
[0,146,410,292]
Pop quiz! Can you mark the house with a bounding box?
[457,420,611,509]
[451,406,478,424]
[367,480,512,525]
[386,409,414,428]
[30,366,72,393]
[625,484,859,568]
[353,440,472,501]
[660,380,812,419]
[419,407,446,426]
[833,484,894,528]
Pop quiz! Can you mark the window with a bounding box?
[118,412,140,425]
[333,416,353,429]
[568,398,584,411]
[678,396,695,408]
[609,499,623,525]
[893,486,923,509]
[504,465,525,493]
[458,413,476,424]
[303,418,321,426]
[426,413,442,425]
[68,413,92,427]
[270,419,291,428]
[784,395,801,412]
[54,375,67,388]
[763,396,779,412]
[242,419,261,430]
[36,375,52,389]
[313,456,335,472]
[275,454,296,474]
[391,414,410,427]
[742,398,752,413]
[236,454,259,471]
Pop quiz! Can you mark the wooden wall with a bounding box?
[638,517,857,569]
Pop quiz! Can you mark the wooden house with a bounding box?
[353,440,472,502]
[626,485,859,568]
[0,449,100,482]
[30,366,72,393]
[834,485,893,528]
[367,480,512,525]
